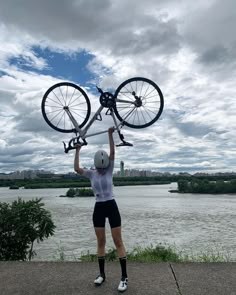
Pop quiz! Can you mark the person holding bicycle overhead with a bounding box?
[74,127,128,292]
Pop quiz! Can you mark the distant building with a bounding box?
[120,161,124,177]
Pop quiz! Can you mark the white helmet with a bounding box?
[94,150,109,169]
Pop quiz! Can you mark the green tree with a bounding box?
[0,198,56,261]
[66,188,76,197]
[177,180,189,192]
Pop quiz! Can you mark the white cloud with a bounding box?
[0,0,235,173]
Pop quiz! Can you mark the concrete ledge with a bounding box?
[0,262,236,295]
[171,262,236,295]
[0,262,177,295]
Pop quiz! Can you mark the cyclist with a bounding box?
[74,127,128,292]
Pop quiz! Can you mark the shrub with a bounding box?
[65,188,93,197]
[0,198,56,261]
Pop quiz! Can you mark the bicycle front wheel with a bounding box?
[41,82,91,133]
[114,77,164,129]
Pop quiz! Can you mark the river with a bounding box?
[0,184,236,261]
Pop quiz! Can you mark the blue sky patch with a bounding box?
[8,46,98,88]
[0,70,7,77]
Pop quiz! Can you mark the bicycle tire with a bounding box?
[41,82,91,133]
[113,77,164,129]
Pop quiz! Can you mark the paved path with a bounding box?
[0,262,236,295]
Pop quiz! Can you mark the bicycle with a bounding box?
[41,77,164,153]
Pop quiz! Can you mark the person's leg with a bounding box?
[111,226,128,292]
[93,203,106,285]
[94,227,106,257]
[108,200,128,291]
[111,226,127,276]
[94,227,106,276]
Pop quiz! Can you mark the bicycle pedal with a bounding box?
[116,141,133,147]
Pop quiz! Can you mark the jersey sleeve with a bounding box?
[82,169,93,179]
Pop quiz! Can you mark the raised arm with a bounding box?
[108,127,115,160]
[74,145,84,175]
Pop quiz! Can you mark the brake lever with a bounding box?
[63,138,87,153]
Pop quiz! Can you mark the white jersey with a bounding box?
[82,160,114,202]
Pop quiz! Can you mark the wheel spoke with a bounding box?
[117,92,134,102]
[64,110,66,130]
[67,86,76,106]
[122,106,136,122]
[69,93,85,106]
[126,107,136,123]
[42,82,91,133]
[70,107,88,112]
[135,109,139,125]
[144,100,160,104]
[146,87,158,98]
[45,104,63,109]
[139,108,147,125]
[139,81,144,98]
[56,110,66,128]
[47,96,64,107]
[143,83,151,99]
[71,102,88,107]
[59,86,67,105]
[70,110,86,120]
[51,91,65,107]
[116,105,132,112]
[143,105,160,116]
[114,77,164,128]
[45,109,64,115]
[49,109,64,124]
[142,106,154,121]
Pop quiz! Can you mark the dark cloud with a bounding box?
[0,0,181,57]
[198,46,230,65]
[0,0,235,173]
[182,0,236,76]
[177,122,214,138]
[13,112,50,133]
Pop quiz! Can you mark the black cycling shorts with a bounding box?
[93,199,121,228]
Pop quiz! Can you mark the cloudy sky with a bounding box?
[0,0,235,174]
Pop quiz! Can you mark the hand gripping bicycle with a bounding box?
[41,77,164,153]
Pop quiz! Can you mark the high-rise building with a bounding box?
[120,161,124,177]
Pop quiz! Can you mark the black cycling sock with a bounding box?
[98,256,105,277]
[119,256,127,279]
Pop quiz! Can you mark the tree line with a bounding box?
[1,175,236,189]
[178,179,236,194]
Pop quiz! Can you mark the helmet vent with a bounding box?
[94,149,109,169]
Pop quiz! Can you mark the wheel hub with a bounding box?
[132,91,142,107]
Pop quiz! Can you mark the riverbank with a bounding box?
[1,174,235,189]
[0,178,171,189]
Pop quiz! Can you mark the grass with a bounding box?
[51,241,232,262]
[73,244,232,263]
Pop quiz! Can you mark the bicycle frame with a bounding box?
[64,105,122,139]
[63,103,133,153]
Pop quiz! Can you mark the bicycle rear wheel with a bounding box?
[114,77,164,129]
[41,82,91,133]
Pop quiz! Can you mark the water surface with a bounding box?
[1,184,236,261]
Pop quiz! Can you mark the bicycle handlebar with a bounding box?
[62,128,133,153]
[63,138,87,153]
